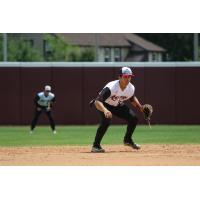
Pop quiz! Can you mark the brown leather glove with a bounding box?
[143,104,153,120]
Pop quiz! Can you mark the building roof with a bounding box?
[125,34,166,52]
[57,33,165,52]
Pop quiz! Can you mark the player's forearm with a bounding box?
[94,100,109,113]
[131,96,143,112]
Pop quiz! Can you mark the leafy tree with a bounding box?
[7,36,43,61]
[44,34,95,61]
[137,33,194,61]
[0,34,3,61]
[80,48,95,61]
[0,34,43,61]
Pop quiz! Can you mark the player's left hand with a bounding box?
[143,104,153,120]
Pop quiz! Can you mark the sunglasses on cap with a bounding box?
[121,74,134,78]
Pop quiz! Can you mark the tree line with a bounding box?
[0,33,198,61]
[137,33,196,61]
[0,34,95,62]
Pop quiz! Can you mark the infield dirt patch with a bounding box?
[0,144,200,166]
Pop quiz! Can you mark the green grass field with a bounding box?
[0,125,199,146]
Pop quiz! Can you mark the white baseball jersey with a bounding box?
[36,92,55,107]
[103,80,135,106]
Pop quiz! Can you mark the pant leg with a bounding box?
[31,109,42,130]
[112,104,138,142]
[93,111,111,146]
[45,111,56,131]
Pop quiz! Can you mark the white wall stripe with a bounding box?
[0,62,200,68]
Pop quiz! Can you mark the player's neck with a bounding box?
[44,92,49,97]
[119,81,127,91]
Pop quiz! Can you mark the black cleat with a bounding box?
[124,140,141,150]
[91,145,105,153]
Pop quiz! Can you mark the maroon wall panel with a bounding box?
[144,68,176,124]
[20,68,52,124]
[175,68,200,124]
[0,66,200,125]
[132,68,145,104]
[83,67,115,124]
[52,68,83,124]
[131,68,145,124]
[0,68,20,124]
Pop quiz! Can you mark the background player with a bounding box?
[30,85,56,134]
[90,67,145,153]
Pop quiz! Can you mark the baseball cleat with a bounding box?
[124,140,141,150]
[91,145,105,153]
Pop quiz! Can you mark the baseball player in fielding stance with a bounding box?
[90,67,145,153]
[30,85,56,134]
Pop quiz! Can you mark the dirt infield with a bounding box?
[0,144,200,166]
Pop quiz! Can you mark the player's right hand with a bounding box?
[104,110,112,118]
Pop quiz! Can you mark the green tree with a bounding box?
[8,36,43,61]
[1,34,43,61]
[0,34,3,61]
[137,33,194,61]
[44,34,95,61]
[80,48,95,61]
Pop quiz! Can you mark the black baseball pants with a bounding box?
[93,103,138,146]
[31,108,56,131]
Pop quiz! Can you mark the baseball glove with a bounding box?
[143,104,153,120]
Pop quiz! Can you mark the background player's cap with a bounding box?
[44,85,51,91]
[119,67,134,77]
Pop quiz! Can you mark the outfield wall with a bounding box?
[0,62,200,125]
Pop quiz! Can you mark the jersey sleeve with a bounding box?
[96,87,111,102]
[51,96,55,102]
